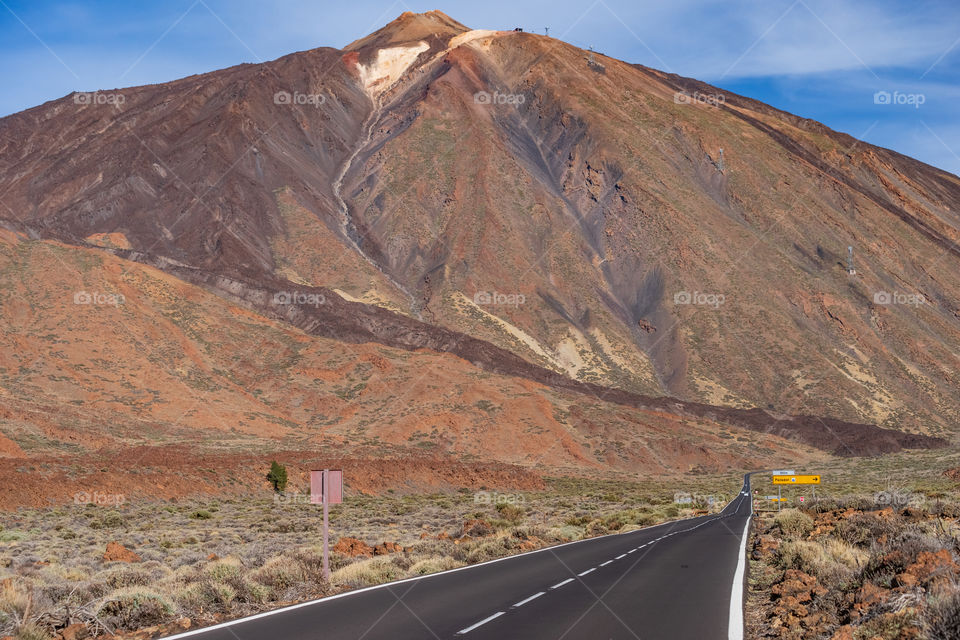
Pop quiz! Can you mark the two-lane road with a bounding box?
[167,475,753,640]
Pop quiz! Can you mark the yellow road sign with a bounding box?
[772,475,820,485]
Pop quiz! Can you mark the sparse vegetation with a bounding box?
[748,473,960,640]
[0,476,733,638]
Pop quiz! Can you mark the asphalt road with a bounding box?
[167,475,753,640]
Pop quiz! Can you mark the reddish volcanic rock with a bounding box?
[102,541,141,563]
[896,549,959,590]
[333,537,374,558]
[373,541,405,555]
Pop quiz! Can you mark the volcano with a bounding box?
[0,11,954,506]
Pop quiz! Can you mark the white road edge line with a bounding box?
[512,592,545,608]
[728,484,751,640]
[457,611,506,635]
[550,577,575,589]
[577,568,596,576]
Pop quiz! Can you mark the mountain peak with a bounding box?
[345,10,470,52]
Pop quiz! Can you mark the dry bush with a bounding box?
[834,512,901,546]
[97,587,174,629]
[924,586,960,639]
[773,509,814,538]
[0,578,31,628]
[409,556,463,575]
[777,538,866,586]
[13,623,50,640]
[331,557,403,588]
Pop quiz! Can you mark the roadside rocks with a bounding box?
[769,570,828,632]
[896,549,958,591]
[752,505,960,639]
[752,534,779,559]
[333,537,407,557]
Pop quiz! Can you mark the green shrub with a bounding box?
[266,461,288,492]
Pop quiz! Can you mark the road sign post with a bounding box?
[323,470,329,581]
[311,469,343,584]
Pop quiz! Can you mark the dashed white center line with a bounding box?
[615,553,627,560]
[627,548,637,553]
[550,578,574,589]
[577,568,596,576]
[512,592,545,608]
[599,560,613,567]
[457,611,505,635]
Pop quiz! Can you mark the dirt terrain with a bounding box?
[0,231,838,509]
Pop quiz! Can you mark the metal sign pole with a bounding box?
[322,468,330,582]
[778,486,781,512]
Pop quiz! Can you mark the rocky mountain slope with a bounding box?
[0,12,955,505]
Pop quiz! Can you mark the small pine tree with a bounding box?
[266,460,288,492]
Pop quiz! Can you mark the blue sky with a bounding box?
[1,0,958,175]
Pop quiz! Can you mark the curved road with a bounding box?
[166,475,752,640]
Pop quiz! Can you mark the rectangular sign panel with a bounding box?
[771,469,795,476]
[310,469,344,504]
[772,474,820,485]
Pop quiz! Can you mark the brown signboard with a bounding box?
[310,469,343,504]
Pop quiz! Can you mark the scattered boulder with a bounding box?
[58,624,88,640]
[850,582,889,619]
[460,519,493,538]
[373,541,405,555]
[752,534,779,559]
[333,537,373,557]
[897,549,959,590]
[102,541,141,563]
